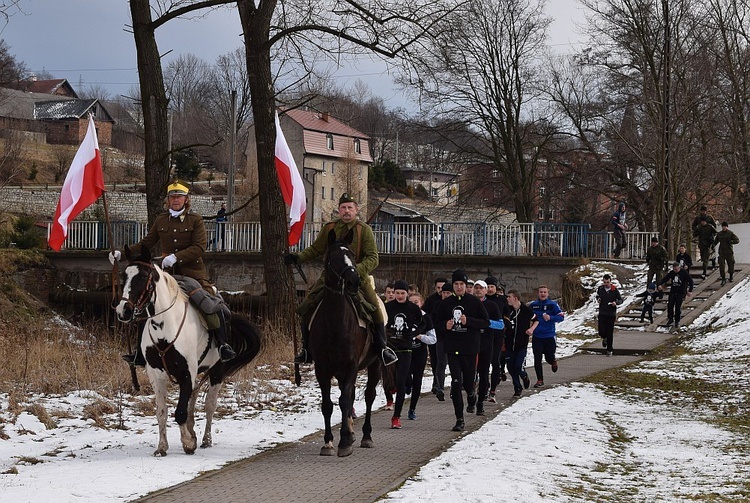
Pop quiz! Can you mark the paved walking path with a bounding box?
[135,265,747,503]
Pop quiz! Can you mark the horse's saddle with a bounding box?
[173,275,231,321]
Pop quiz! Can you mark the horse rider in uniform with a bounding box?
[284,193,398,366]
[109,181,236,365]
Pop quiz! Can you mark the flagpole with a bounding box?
[102,179,139,391]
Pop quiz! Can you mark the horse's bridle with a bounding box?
[119,261,178,321]
[325,249,358,295]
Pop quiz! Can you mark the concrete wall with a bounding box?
[732,223,750,263]
[43,251,585,308]
[0,187,223,221]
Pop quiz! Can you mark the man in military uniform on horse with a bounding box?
[285,193,397,366]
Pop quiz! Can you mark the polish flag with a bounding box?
[48,116,105,251]
[274,111,306,246]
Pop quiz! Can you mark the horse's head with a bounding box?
[114,245,160,322]
[324,229,360,294]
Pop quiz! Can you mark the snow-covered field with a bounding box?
[2,264,749,502]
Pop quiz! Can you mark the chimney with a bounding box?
[321,112,329,122]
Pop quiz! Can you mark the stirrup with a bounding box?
[381,348,398,366]
[295,348,312,364]
[219,344,236,362]
[122,351,146,367]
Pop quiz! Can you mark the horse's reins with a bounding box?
[147,299,189,385]
[120,261,179,320]
[325,258,357,295]
[121,261,188,384]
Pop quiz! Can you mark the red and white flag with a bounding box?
[48,116,105,251]
[274,111,306,246]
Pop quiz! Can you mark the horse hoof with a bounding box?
[320,446,335,456]
[337,446,353,457]
[360,439,374,449]
[183,446,196,455]
[200,441,212,449]
[153,450,167,457]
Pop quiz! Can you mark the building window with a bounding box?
[326,134,334,150]
[354,138,361,153]
[322,186,326,199]
[64,124,70,131]
[492,169,500,178]
[433,188,439,197]
[539,186,546,196]
[322,161,326,176]
[359,166,363,180]
[330,187,334,200]
[331,162,335,175]
[538,208,544,220]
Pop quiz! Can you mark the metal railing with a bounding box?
[46,220,657,260]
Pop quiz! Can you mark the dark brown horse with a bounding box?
[309,229,381,457]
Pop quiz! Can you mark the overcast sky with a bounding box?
[0,0,587,110]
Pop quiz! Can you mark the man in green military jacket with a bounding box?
[714,221,740,286]
[645,236,669,285]
[285,193,397,366]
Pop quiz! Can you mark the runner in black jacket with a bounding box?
[434,269,489,432]
[504,290,538,397]
[657,261,694,328]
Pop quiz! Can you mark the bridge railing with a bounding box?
[45,220,656,260]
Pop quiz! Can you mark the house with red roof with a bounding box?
[246,108,373,222]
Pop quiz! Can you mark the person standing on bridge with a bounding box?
[694,217,717,280]
[714,221,740,286]
[284,193,397,367]
[611,202,628,258]
[109,181,236,364]
[596,274,623,356]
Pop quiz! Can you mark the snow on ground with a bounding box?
[2,264,749,502]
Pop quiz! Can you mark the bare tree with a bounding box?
[397,0,554,222]
[128,0,461,326]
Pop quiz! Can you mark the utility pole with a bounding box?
[661,0,671,251]
[227,90,237,214]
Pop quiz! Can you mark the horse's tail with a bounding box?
[221,314,262,378]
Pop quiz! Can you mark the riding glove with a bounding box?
[162,254,177,268]
[108,250,121,265]
[283,253,299,265]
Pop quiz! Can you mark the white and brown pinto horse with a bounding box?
[114,246,261,456]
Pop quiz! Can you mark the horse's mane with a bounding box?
[158,266,188,303]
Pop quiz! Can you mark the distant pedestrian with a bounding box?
[504,290,537,398]
[658,261,694,328]
[214,202,227,251]
[528,285,564,388]
[612,202,628,258]
[384,280,423,429]
[714,221,740,286]
[484,276,508,401]
[675,243,692,272]
[692,205,717,269]
[635,282,662,324]
[430,282,453,402]
[472,280,504,415]
[596,274,623,356]
[406,292,437,421]
[694,217,717,280]
[645,236,668,285]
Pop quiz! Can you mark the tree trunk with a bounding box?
[130,0,171,226]
[238,0,298,335]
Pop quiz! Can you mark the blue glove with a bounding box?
[489,319,505,330]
